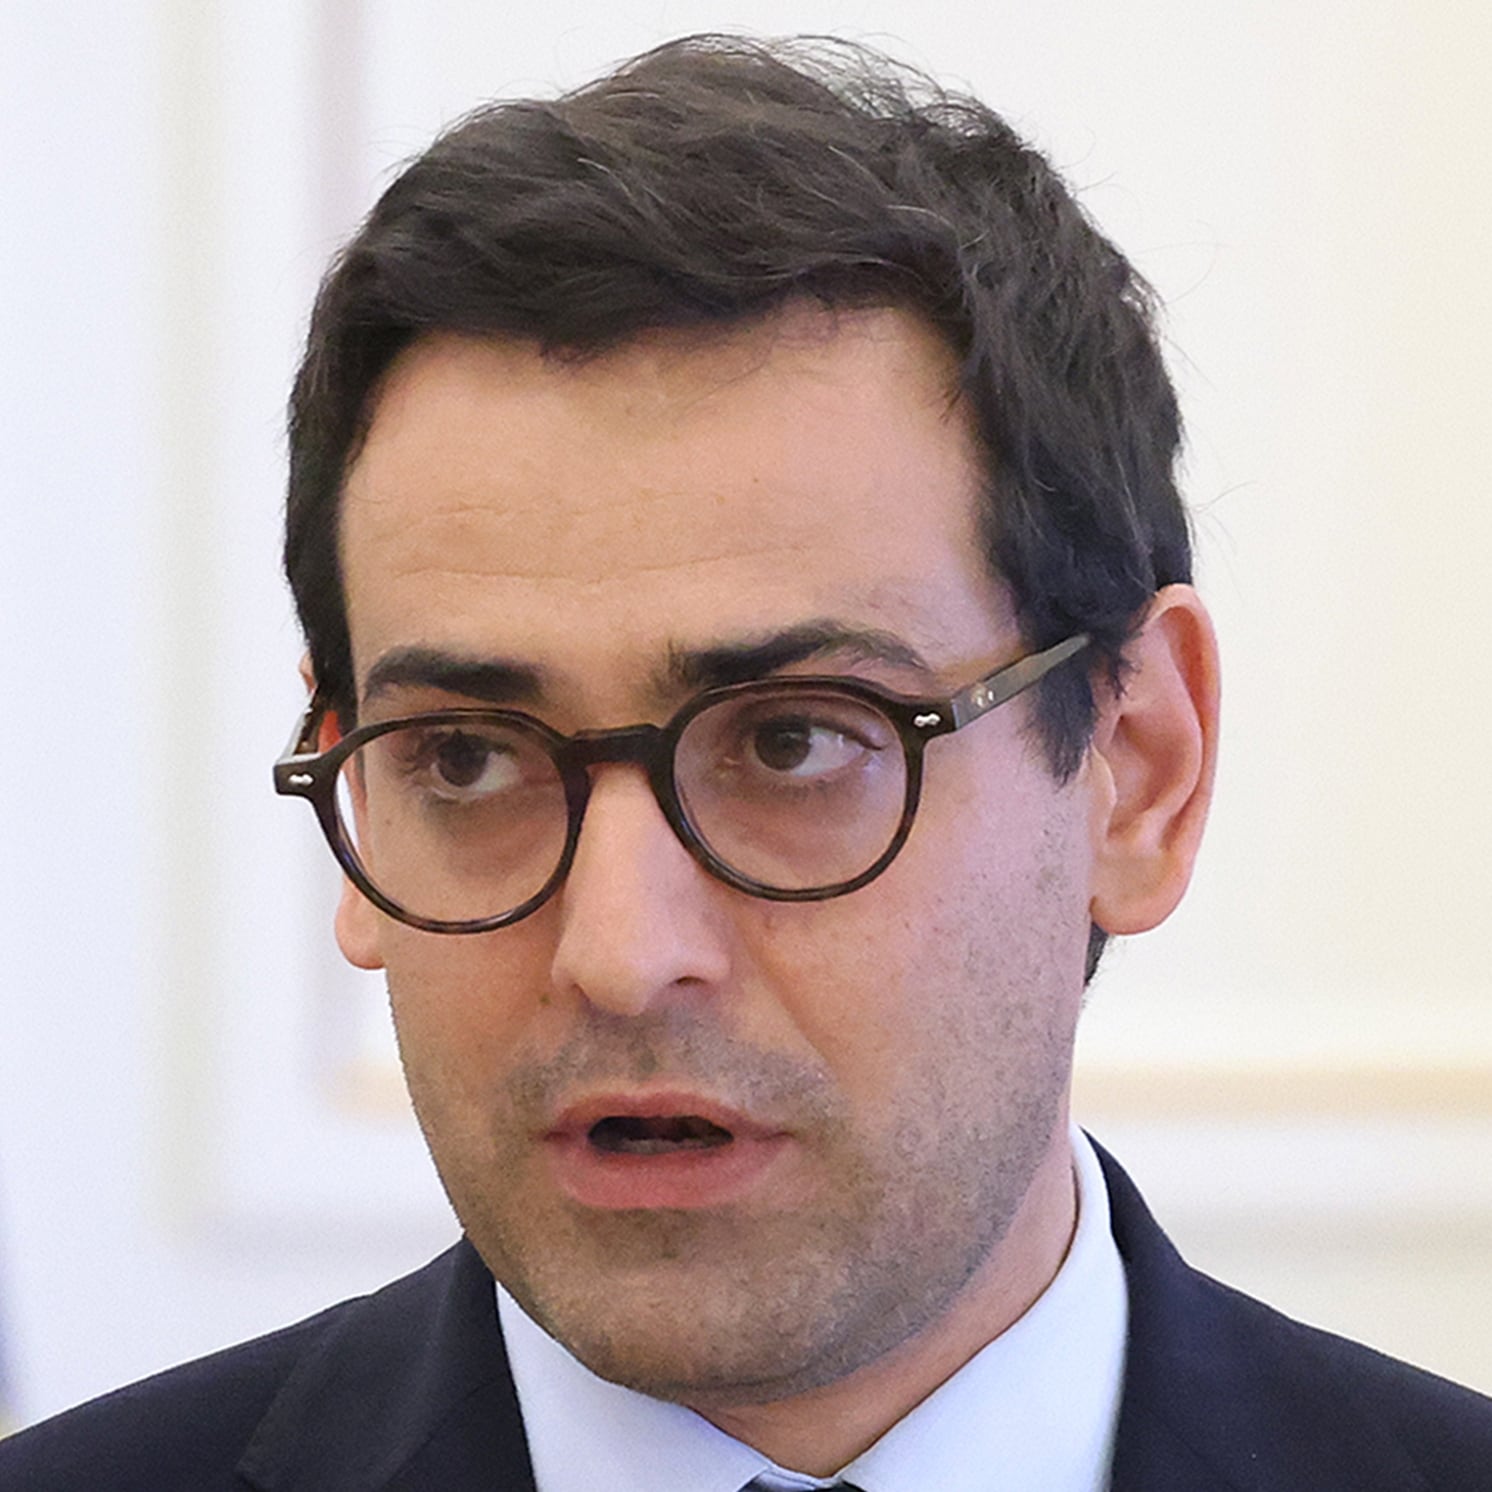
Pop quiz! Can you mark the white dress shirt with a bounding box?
[497,1124,1127,1492]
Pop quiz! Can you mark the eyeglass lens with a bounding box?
[333,688,911,925]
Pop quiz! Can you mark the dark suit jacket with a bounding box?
[3,1145,1490,1490]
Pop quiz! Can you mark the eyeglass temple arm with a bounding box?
[273,692,337,798]
[946,633,1090,730]
[283,693,330,757]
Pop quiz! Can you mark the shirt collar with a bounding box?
[497,1125,1127,1492]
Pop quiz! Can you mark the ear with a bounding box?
[1088,584,1219,935]
[335,878,386,971]
[300,651,387,971]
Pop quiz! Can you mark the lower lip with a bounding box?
[543,1133,792,1210]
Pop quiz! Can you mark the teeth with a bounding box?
[588,1115,734,1154]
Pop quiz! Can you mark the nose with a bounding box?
[548,764,733,1016]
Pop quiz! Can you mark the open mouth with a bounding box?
[587,1115,735,1156]
[548,1104,784,1207]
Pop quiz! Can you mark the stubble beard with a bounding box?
[401,996,1072,1409]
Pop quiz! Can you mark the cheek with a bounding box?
[737,890,958,1115]
[382,923,558,1103]
[746,787,1090,1111]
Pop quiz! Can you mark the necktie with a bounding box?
[741,1481,867,1492]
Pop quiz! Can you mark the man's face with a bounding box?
[335,307,1098,1407]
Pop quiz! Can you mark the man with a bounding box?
[3,33,1489,1492]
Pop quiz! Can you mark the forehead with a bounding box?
[339,307,1011,705]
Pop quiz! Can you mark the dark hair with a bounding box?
[284,35,1191,973]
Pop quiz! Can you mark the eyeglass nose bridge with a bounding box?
[553,720,683,818]
[557,720,672,771]
[550,719,726,886]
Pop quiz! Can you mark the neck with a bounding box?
[687,1128,1080,1477]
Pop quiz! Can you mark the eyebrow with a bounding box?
[358,621,934,715]
[662,621,934,693]
[361,647,547,709]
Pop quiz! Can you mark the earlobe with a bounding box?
[1089,584,1220,935]
[335,877,387,971]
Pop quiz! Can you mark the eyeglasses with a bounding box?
[274,633,1088,934]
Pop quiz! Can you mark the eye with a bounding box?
[700,689,897,790]
[408,727,523,803]
[746,715,865,778]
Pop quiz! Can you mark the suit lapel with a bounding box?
[1096,1143,1429,1492]
[235,1240,536,1491]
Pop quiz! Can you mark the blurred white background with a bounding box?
[1,0,1489,1428]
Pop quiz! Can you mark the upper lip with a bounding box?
[543,1089,788,1142]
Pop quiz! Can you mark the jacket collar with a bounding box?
[235,1239,535,1491]
[1097,1142,1430,1492]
